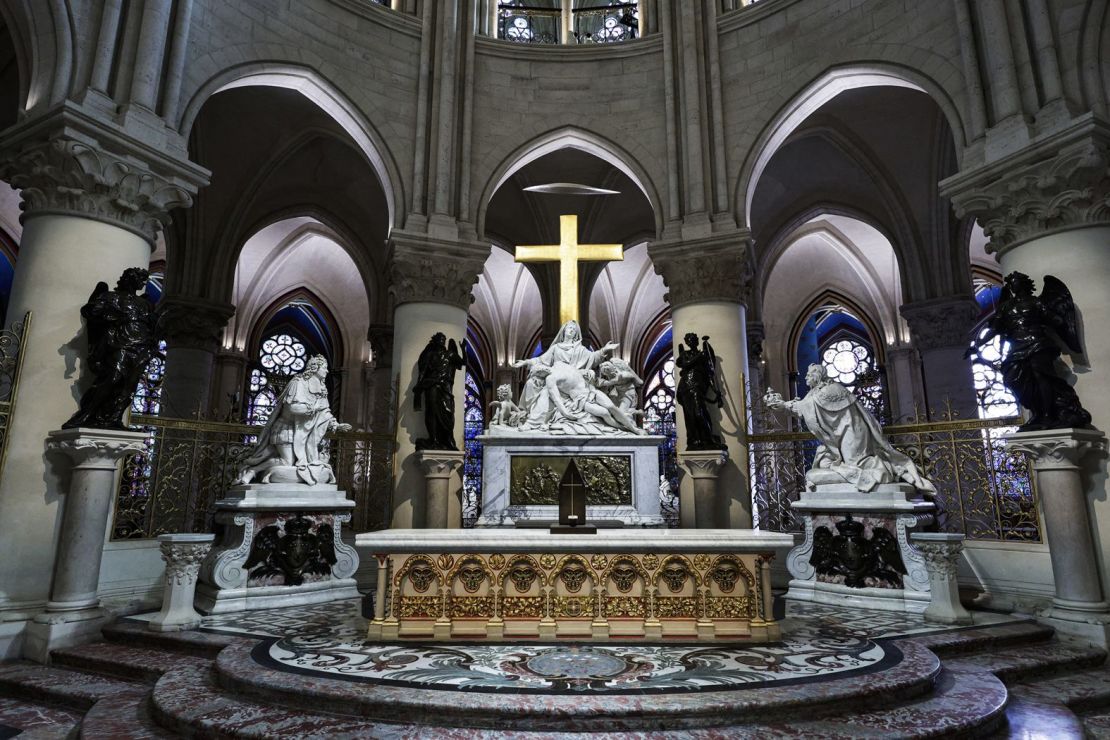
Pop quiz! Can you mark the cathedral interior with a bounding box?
[0,0,1110,737]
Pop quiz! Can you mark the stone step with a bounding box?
[945,641,1106,684]
[101,619,238,659]
[1011,665,1110,712]
[78,688,178,739]
[50,642,208,685]
[999,696,1085,739]
[0,695,83,739]
[915,620,1055,658]
[0,662,138,711]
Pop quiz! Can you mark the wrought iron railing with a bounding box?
[112,414,395,540]
[747,409,1040,542]
[0,312,30,479]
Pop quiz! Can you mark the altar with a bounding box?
[356,529,792,643]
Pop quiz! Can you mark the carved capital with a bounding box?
[650,235,753,309]
[900,295,979,351]
[943,122,1110,256]
[367,324,395,368]
[911,534,965,579]
[159,296,235,352]
[158,535,215,586]
[0,108,208,242]
[417,450,465,478]
[45,428,148,470]
[677,450,729,478]
[1005,428,1107,471]
[388,232,487,310]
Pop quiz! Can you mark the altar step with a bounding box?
[0,617,1108,738]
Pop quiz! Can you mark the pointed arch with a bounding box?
[786,289,887,373]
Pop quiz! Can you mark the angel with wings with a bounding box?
[413,332,466,450]
[970,271,1092,431]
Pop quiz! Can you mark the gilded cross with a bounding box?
[514,214,623,324]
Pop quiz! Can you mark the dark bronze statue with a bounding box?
[968,272,1092,432]
[63,267,161,430]
[675,332,726,450]
[413,332,466,450]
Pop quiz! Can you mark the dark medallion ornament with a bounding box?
[413,333,466,450]
[63,268,162,430]
[810,515,906,588]
[242,515,338,586]
[675,333,727,451]
[967,271,1092,431]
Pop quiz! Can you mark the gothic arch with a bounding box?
[246,286,346,369]
[736,63,970,229]
[786,289,887,374]
[177,63,404,230]
[475,126,665,237]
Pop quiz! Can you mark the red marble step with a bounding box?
[50,641,208,684]
[1011,665,1110,712]
[102,619,239,659]
[207,638,942,732]
[0,662,137,711]
[945,641,1106,684]
[914,620,1055,658]
[79,688,179,739]
[0,695,82,739]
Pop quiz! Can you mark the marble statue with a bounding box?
[488,384,524,428]
[598,359,643,414]
[675,333,726,450]
[764,364,935,495]
[507,319,645,436]
[64,267,162,430]
[237,356,351,485]
[966,271,1092,431]
[413,333,466,450]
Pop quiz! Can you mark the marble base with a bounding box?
[786,484,935,615]
[1037,609,1110,648]
[197,484,359,614]
[22,609,108,663]
[476,434,665,526]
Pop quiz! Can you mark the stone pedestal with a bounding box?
[1006,428,1110,645]
[23,428,148,662]
[148,534,214,632]
[911,533,973,625]
[476,434,665,526]
[418,451,464,529]
[196,484,360,614]
[785,484,935,614]
[677,450,728,528]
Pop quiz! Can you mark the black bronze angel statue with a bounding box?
[675,332,727,450]
[413,332,466,450]
[967,271,1092,432]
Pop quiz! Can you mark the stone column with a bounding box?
[652,235,752,528]
[677,450,728,529]
[885,345,924,423]
[911,533,973,625]
[213,348,248,421]
[0,118,205,626]
[900,295,979,418]
[418,451,465,528]
[945,122,1110,598]
[148,533,214,632]
[746,320,765,405]
[24,428,149,661]
[388,233,486,528]
[366,324,396,433]
[158,295,235,420]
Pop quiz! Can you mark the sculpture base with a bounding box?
[197,485,360,614]
[476,434,665,527]
[785,484,936,614]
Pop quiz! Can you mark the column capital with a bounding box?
[416,450,465,479]
[157,534,214,586]
[900,295,979,351]
[910,533,965,579]
[159,296,235,352]
[0,105,209,243]
[367,324,395,368]
[677,450,729,479]
[388,231,487,310]
[649,233,753,309]
[1005,428,1107,471]
[45,428,148,470]
[942,118,1110,257]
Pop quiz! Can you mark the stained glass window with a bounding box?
[820,335,887,421]
[462,370,485,527]
[246,333,308,426]
[131,340,167,416]
[574,1,638,44]
[643,356,679,527]
[498,0,559,44]
[971,329,1018,420]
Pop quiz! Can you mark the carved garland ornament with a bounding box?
[160,542,213,586]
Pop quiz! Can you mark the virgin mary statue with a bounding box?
[511,320,644,435]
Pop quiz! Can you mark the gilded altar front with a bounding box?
[358,529,792,643]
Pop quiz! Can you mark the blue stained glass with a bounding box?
[462,370,484,527]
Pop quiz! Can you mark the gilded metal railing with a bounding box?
[747,413,1040,542]
[112,414,395,540]
[0,312,31,479]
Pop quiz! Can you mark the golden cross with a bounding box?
[514,214,623,324]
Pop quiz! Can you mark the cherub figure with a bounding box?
[598,359,643,414]
[488,384,524,428]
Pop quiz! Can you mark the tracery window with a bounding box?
[970,276,1019,420]
[131,340,167,416]
[497,0,559,44]
[643,355,679,527]
[246,333,308,426]
[495,0,639,44]
[820,335,886,420]
[574,1,638,43]
[462,370,485,527]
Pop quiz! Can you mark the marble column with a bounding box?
[652,235,753,528]
[911,533,973,625]
[158,295,235,420]
[148,533,214,632]
[418,451,465,528]
[945,122,1110,598]
[0,120,204,627]
[677,450,728,529]
[388,233,486,528]
[900,295,979,419]
[24,428,149,661]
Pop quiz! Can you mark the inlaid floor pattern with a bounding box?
[0,599,1108,737]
